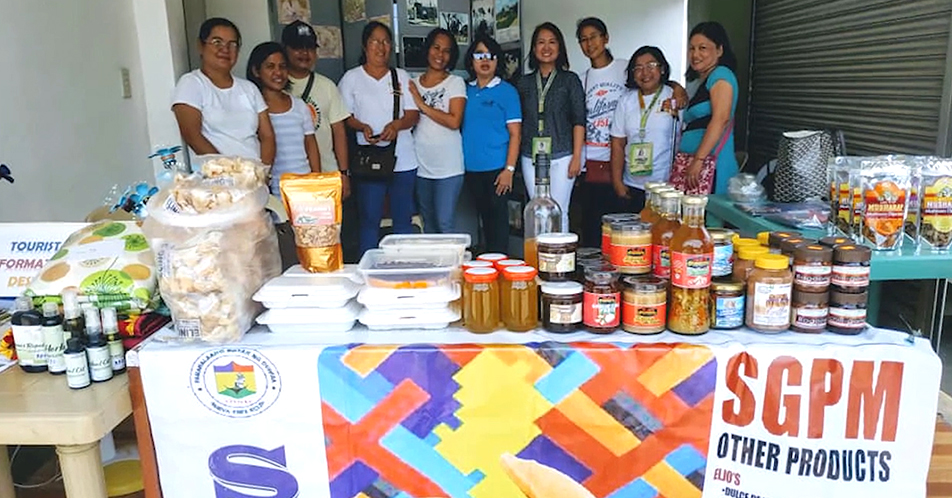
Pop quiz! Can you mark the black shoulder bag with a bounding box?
[350,69,400,180]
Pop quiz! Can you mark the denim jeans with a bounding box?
[416,175,464,234]
[354,170,417,255]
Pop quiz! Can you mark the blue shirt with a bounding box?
[679,66,739,194]
[462,77,522,173]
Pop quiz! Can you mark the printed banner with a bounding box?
[139,328,940,498]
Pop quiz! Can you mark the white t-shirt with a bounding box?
[610,85,679,190]
[269,96,316,194]
[583,58,629,162]
[288,72,350,172]
[338,66,419,173]
[412,74,467,179]
[171,69,268,161]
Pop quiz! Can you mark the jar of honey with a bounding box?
[501,266,539,332]
[463,267,499,333]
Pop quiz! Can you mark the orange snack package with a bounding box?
[280,173,344,272]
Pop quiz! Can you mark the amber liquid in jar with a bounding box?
[501,266,539,332]
[524,238,538,269]
[463,268,500,333]
[668,196,713,335]
[651,192,681,279]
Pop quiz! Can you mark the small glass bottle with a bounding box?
[84,308,113,382]
[101,307,126,374]
[61,289,85,343]
[501,266,539,332]
[651,191,682,279]
[745,254,793,333]
[523,153,562,269]
[63,338,91,390]
[464,267,500,333]
[41,302,67,375]
[11,297,45,373]
[668,195,714,335]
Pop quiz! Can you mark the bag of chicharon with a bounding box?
[918,158,952,251]
[858,160,911,251]
[142,156,281,343]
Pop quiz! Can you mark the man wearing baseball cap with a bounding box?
[282,20,351,197]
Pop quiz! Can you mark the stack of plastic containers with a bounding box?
[357,234,469,330]
[253,270,362,332]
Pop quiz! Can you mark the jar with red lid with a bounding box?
[463,267,499,333]
[583,263,621,334]
[501,266,538,332]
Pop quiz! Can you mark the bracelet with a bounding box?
[505,165,516,173]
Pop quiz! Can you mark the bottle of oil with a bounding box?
[41,302,67,375]
[84,308,113,383]
[523,153,562,268]
[101,307,126,375]
[63,338,90,389]
[668,195,713,334]
[62,289,85,343]
[651,191,682,279]
[11,297,45,373]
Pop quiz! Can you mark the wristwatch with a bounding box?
[340,169,351,177]
[505,165,516,173]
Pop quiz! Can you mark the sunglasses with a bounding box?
[473,53,497,61]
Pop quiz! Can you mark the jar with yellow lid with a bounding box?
[732,246,770,283]
[464,267,500,333]
[745,254,793,333]
[733,238,760,255]
[501,266,538,332]
[757,231,770,246]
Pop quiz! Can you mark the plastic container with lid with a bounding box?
[733,246,770,283]
[379,233,471,263]
[831,244,871,293]
[256,301,361,333]
[610,221,652,275]
[358,305,461,330]
[541,281,583,333]
[819,236,851,248]
[828,290,868,335]
[357,284,461,311]
[733,238,760,254]
[253,275,361,309]
[768,231,802,252]
[501,266,539,332]
[757,231,771,246]
[285,264,364,283]
[477,253,508,264]
[779,237,814,266]
[745,254,793,333]
[622,276,667,334]
[583,263,621,334]
[602,214,638,257]
[709,228,736,278]
[537,233,578,281]
[359,249,458,290]
[710,280,745,330]
[791,289,828,334]
[793,244,833,293]
[463,267,500,333]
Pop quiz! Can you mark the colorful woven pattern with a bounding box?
[318,342,716,498]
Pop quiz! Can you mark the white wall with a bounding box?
[205,0,273,79]
[0,0,153,222]
[521,0,687,83]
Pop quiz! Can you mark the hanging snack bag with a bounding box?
[919,159,952,251]
[859,161,910,251]
[280,173,344,273]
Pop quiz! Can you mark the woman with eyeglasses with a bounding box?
[172,18,275,164]
[461,35,522,254]
[518,22,586,232]
[407,28,466,234]
[610,46,681,212]
[338,21,420,255]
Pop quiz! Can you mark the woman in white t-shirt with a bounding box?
[246,42,321,195]
[338,21,420,255]
[172,18,275,165]
[408,28,467,234]
[610,46,681,212]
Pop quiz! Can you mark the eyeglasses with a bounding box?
[473,53,497,61]
[634,62,661,72]
[207,37,240,51]
[578,34,604,44]
[368,38,392,47]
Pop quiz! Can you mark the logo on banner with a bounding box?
[190,348,282,418]
[208,445,299,498]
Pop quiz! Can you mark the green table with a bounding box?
[706,195,952,339]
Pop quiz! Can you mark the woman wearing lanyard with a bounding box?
[517,22,586,231]
[610,46,680,212]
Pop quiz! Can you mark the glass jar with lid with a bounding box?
[501,266,538,332]
[464,267,500,333]
[819,236,851,248]
[537,232,578,282]
[793,244,833,293]
[779,237,814,266]
[733,246,770,283]
[828,289,868,335]
[621,276,667,334]
[610,221,652,275]
[602,214,638,257]
[541,281,584,333]
[768,231,801,254]
[710,280,745,330]
[583,263,621,333]
[745,254,793,333]
[708,228,736,278]
[831,244,871,293]
[733,238,760,255]
[651,191,682,279]
[668,195,713,335]
[757,231,770,246]
[495,259,526,271]
[791,289,828,334]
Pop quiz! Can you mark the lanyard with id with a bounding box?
[627,89,662,177]
[532,70,557,162]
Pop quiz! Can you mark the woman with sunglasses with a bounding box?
[461,35,522,254]
[172,18,275,164]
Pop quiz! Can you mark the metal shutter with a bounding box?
[748,0,952,166]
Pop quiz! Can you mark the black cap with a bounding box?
[281,21,318,49]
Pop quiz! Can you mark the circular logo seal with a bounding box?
[190,347,282,418]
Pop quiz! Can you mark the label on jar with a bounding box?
[611,243,652,271]
[751,282,792,327]
[828,307,867,328]
[549,303,582,324]
[652,245,671,278]
[793,306,829,330]
[831,264,870,288]
[670,252,713,289]
[86,346,113,382]
[43,324,67,373]
[712,244,734,277]
[539,251,576,274]
[622,301,666,330]
[64,353,91,389]
[602,232,612,255]
[583,292,621,328]
[11,324,45,367]
[794,264,832,288]
[713,295,745,328]
[109,340,126,371]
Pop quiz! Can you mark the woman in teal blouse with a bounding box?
[679,21,739,195]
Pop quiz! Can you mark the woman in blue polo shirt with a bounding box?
[461,35,522,254]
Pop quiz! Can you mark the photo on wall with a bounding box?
[440,12,470,45]
[343,0,366,23]
[277,0,311,24]
[314,26,343,59]
[407,0,439,27]
[471,0,495,39]
[402,36,428,69]
[495,0,519,43]
[501,47,523,82]
[369,14,392,28]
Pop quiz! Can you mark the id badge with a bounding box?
[627,142,653,176]
[531,137,552,161]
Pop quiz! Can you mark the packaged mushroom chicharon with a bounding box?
[280,172,344,273]
[920,159,952,251]
[858,161,910,251]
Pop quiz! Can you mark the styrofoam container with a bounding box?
[284,264,363,283]
[256,301,360,332]
[253,275,360,309]
[358,283,461,311]
[358,249,459,290]
[358,305,461,330]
